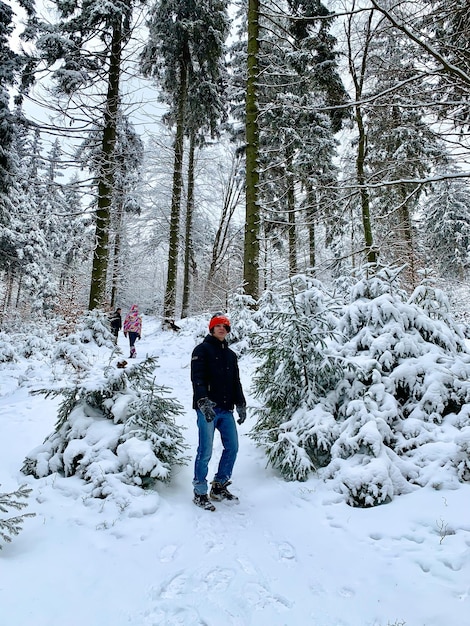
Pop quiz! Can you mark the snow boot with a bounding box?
[130,347,137,358]
[210,481,239,502]
[193,493,216,511]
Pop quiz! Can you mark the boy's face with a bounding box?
[212,324,228,341]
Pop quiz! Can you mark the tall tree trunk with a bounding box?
[305,182,316,270]
[286,151,297,276]
[181,132,195,319]
[348,8,377,266]
[164,52,189,319]
[110,199,123,309]
[398,184,416,288]
[15,272,22,308]
[244,0,260,301]
[355,102,376,265]
[88,18,122,310]
[2,268,14,316]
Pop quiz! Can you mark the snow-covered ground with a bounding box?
[1,315,469,626]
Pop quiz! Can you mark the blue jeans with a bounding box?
[128,331,139,348]
[193,408,239,495]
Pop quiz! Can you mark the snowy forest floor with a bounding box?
[1,315,469,626]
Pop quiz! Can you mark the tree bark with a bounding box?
[181,131,195,319]
[244,0,260,301]
[305,182,316,270]
[355,102,376,265]
[286,151,297,276]
[348,8,377,266]
[110,198,123,309]
[164,50,189,319]
[88,17,122,310]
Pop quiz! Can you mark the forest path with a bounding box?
[0,317,468,625]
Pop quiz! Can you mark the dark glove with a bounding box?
[124,332,127,338]
[137,334,141,340]
[236,405,247,425]
[197,397,216,422]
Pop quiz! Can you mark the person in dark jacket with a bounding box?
[190,313,246,511]
[109,308,122,343]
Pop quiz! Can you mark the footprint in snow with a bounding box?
[338,586,355,598]
[159,544,178,563]
[202,566,235,592]
[276,541,296,561]
[157,572,188,600]
[244,581,293,610]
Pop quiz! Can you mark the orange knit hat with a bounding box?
[209,314,231,333]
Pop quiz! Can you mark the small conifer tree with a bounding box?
[251,268,470,506]
[22,357,188,499]
[0,485,36,549]
[250,275,343,480]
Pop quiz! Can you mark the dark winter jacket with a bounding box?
[110,310,122,335]
[191,334,246,411]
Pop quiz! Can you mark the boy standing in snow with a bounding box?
[190,313,247,511]
[123,304,142,358]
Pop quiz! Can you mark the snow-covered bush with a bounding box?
[226,291,258,354]
[17,329,51,359]
[0,332,16,363]
[22,357,189,500]
[76,309,115,346]
[251,268,470,507]
[52,309,116,371]
[0,485,35,549]
[250,275,344,480]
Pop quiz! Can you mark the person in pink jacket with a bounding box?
[123,304,142,358]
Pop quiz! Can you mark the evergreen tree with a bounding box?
[141,0,230,318]
[0,0,34,200]
[28,0,139,310]
[421,172,470,279]
[231,0,347,286]
[250,267,470,506]
[360,12,447,288]
[23,357,188,498]
[250,274,343,479]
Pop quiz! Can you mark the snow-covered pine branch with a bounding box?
[0,485,36,549]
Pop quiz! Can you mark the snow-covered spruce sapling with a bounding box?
[0,485,36,549]
[250,268,470,507]
[250,275,344,480]
[22,357,188,499]
[326,273,470,506]
[0,332,16,363]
